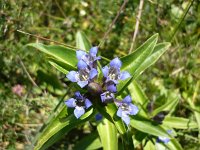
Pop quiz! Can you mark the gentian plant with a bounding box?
[66,47,137,124]
[28,31,184,150]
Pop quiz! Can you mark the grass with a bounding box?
[0,0,200,149]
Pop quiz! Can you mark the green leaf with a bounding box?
[74,131,102,150]
[28,43,77,70]
[128,80,149,105]
[130,116,170,138]
[118,34,158,94]
[76,31,92,51]
[186,81,200,139]
[34,105,94,150]
[48,58,69,74]
[105,104,126,135]
[133,42,171,79]
[163,116,198,129]
[167,139,183,150]
[97,118,118,150]
[144,141,155,150]
[152,97,179,116]
[130,116,183,150]
[121,34,158,75]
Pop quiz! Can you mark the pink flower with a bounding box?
[12,84,24,96]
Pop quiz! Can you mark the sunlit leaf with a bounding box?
[163,116,198,129]
[34,105,94,150]
[28,43,77,71]
[47,57,70,74]
[74,131,102,150]
[76,31,92,51]
[133,42,171,79]
[118,34,158,94]
[130,116,183,150]
[152,97,179,116]
[97,118,118,150]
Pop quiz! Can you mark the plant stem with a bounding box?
[170,0,195,41]
[129,0,144,54]
[98,0,129,48]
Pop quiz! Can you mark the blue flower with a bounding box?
[100,91,115,103]
[76,46,101,69]
[66,60,98,88]
[157,130,172,144]
[95,113,103,121]
[65,91,92,118]
[116,95,138,125]
[102,57,131,92]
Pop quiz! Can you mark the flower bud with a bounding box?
[88,82,102,95]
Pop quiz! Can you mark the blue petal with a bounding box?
[163,138,170,144]
[89,68,98,79]
[129,104,139,115]
[120,71,131,80]
[66,71,78,82]
[167,130,172,134]
[95,113,103,121]
[77,80,88,88]
[102,66,109,77]
[65,98,76,108]
[122,95,132,103]
[100,91,114,103]
[74,106,85,118]
[108,79,118,84]
[76,50,87,60]
[77,60,88,69]
[122,113,130,125]
[100,93,106,102]
[110,57,122,68]
[117,107,123,117]
[106,84,117,93]
[95,56,101,61]
[74,91,82,99]
[90,46,98,57]
[85,98,92,109]
[157,137,170,144]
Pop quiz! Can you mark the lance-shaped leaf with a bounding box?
[48,57,69,74]
[163,116,198,129]
[128,80,148,105]
[118,40,170,95]
[121,34,158,75]
[117,34,158,94]
[34,105,94,150]
[76,31,92,51]
[152,97,179,117]
[97,118,118,150]
[130,116,183,150]
[74,131,102,150]
[28,43,77,71]
[133,42,171,79]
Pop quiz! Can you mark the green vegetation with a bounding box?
[0,0,199,149]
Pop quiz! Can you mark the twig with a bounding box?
[98,0,129,48]
[192,81,199,103]
[17,30,110,62]
[170,66,184,76]
[17,55,38,87]
[55,0,67,18]
[129,0,144,54]
[16,123,43,127]
[16,30,76,49]
[170,0,194,41]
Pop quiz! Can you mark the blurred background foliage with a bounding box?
[0,0,200,149]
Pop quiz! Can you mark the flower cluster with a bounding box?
[65,47,138,125]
